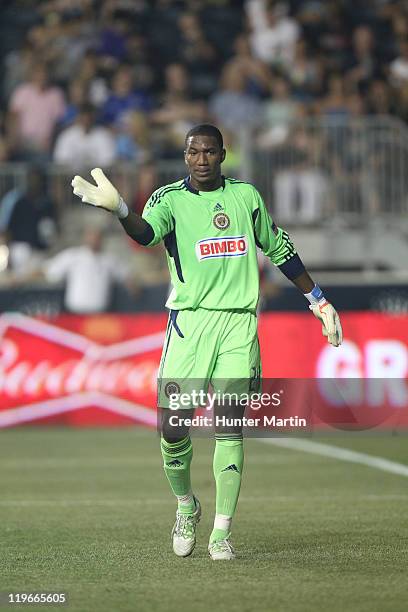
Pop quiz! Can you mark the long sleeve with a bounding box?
[142,188,174,246]
[252,188,296,266]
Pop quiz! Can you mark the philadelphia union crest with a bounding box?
[213,212,230,230]
[164,381,181,397]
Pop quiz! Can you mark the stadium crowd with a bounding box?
[0,0,407,310]
[0,0,408,164]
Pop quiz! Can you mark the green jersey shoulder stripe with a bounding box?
[153,179,185,196]
[149,185,186,207]
[149,182,186,207]
[149,187,184,208]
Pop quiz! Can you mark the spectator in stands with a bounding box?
[58,80,88,128]
[272,116,327,224]
[246,0,300,69]
[293,1,330,52]
[177,12,218,98]
[347,92,366,119]
[115,111,152,162]
[43,226,130,314]
[220,129,242,175]
[125,33,155,99]
[301,2,348,73]
[100,64,151,126]
[257,75,299,148]
[0,167,58,260]
[0,229,48,281]
[151,63,207,153]
[54,104,116,169]
[223,34,271,98]
[98,8,130,63]
[45,10,97,85]
[3,39,34,103]
[7,63,66,158]
[389,4,408,41]
[318,73,349,118]
[287,38,324,100]
[209,63,261,134]
[76,50,109,108]
[346,25,379,91]
[389,39,408,87]
[367,79,395,116]
[132,162,159,216]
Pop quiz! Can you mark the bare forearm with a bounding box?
[119,212,154,246]
[280,258,326,303]
[276,252,315,294]
[291,270,315,294]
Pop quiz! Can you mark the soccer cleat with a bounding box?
[208,536,235,560]
[171,497,201,557]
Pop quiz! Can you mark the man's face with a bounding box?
[84,229,102,252]
[184,135,226,189]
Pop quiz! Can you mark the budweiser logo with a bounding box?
[0,314,165,427]
[195,235,248,261]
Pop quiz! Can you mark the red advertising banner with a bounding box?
[0,312,407,428]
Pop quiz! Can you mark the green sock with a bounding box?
[161,436,195,515]
[210,436,244,543]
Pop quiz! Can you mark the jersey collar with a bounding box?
[183,175,225,195]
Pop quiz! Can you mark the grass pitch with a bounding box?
[1,428,407,612]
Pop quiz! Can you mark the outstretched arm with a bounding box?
[71,168,154,245]
[119,213,154,246]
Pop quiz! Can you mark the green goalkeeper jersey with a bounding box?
[142,176,296,312]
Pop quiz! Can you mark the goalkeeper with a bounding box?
[71,124,342,561]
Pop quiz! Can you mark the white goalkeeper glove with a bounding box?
[309,300,343,347]
[71,168,129,219]
[305,284,342,347]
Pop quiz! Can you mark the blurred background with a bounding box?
[0,0,406,428]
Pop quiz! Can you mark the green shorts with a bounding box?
[158,308,261,409]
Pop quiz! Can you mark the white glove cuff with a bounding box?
[304,284,326,305]
[116,197,129,219]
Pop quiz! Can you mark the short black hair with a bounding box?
[185,124,224,150]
